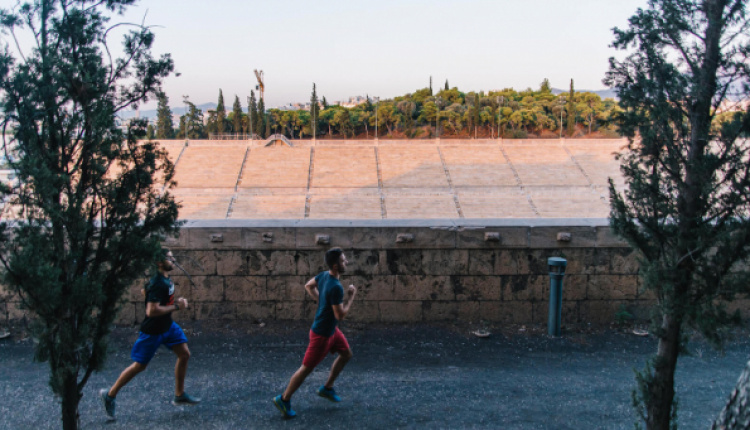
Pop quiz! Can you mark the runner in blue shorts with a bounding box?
[99,249,200,420]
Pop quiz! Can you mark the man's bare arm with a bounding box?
[145,297,187,318]
[332,285,357,320]
[304,277,319,301]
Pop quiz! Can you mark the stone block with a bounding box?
[350,228,389,249]
[479,301,532,323]
[457,301,480,322]
[422,301,458,321]
[346,301,380,322]
[596,226,629,247]
[380,301,422,322]
[456,227,529,248]
[190,276,224,302]
[725,299,750,320]
[162,230,187,249]
[173,250,217,276]
[610,248,640,275]
[529,226,597,248]
[421,250,468,275]
[296,250,328,277]
[382,227,456,249]
[171,304,196,323]
[188,228,243,249]
[501,275,547,301]
[243,227,296,249]
[225,276,266,302]
[168,276,194,301]
[195,302,236,320]
[347,276,393,301]
[525,250,554,275]
[296,228,353,249]
[385,249,423,275]
[302,299,318,320]
[115,303,137,326]
[495,250,531,275]
[347,249,385,276]
[562,249,610,275]
[128,281,147,302]
[393,275,453,301]
[452,276,502,301]
[561,274,587,301]
[267,276,308,301]
[579,300,633,324]
[586,275,638,300]
[216,251,248,276]
[276,301,305,320]
[236,301,276,320]
[468,250,495,276]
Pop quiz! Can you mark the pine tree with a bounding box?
[0,2,179,429]
[321,96,328,110]
[156,91,175,139]
[605,1,750,429]
[430,76,433,95]
[445,80,449,91]
[146,124,155,140]
[216,89,226,136]
[566,79,575,136]
[232,95,242,135]
[310,83,320,138]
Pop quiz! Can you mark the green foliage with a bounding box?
[216,89,226,134]
[156,92,174,139]
[248,90,258,138]
[567,79,576,136]
[0,1,179,428]
[605,1,750,428]
[615,304,634,325]
[231,95,243,133]
[310,83,320,138]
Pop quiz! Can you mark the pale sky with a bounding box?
[2,0,649,110]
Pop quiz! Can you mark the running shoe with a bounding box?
[99,389,116,420]
[273,394,297,418]
[317,385,341,402]
[172,392,201,406]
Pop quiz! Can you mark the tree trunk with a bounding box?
[646,314,681,430]
[61,372,80,430]
[713,360,750,430]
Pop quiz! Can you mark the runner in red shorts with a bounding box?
[273,247,357,418]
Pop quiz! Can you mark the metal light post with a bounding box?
[547,257,567,337]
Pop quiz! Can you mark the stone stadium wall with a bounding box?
[3,219,749,326]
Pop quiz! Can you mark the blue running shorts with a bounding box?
[131,322,188,364]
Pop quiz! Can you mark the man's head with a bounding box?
[325,247,347,273]
[156,247,175,273]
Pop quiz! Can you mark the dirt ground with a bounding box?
[0,320,747,429]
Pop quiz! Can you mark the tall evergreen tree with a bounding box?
[248,90,258,138]
[321,96,328,110]
[445,80,449,91]
[430,76,433,95]
[0,1,179,429]
[256,98,266,138]
[232,95,242,134]
[310,83,320,138]
[566,79,575,136]
[605,1,750,429]
[156,91,175,139]
[216,89,226,136]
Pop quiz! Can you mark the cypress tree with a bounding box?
[216,89,226,135]
[156,91,175,139]
[248,90,258,138]
[310,83,320,138]
[256,98,265,138]
[566,79,575,136]
[445,80,449,91]
[232,95,242,135]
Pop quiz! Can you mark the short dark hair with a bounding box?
[325,247,344,269]
[156,247,171,263]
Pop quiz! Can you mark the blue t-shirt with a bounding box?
[311,271,344,337]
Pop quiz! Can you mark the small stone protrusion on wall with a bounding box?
[262,232,274,243]
[396,233,415,244]
[315,234,330,245]
[210,233,224,243]
[556,232,572,242]
[484,232,501,243]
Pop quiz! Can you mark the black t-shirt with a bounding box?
[139,274,175,335]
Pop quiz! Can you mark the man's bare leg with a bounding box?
[108,362,148,397]
[324,349,352,389]
[172,343,191,396]
[282,365,314,401]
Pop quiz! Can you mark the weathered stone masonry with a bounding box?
[3,219,745,326]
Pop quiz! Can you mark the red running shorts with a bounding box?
[302,327,350,369]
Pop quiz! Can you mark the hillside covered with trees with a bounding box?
[151,79,624,140]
